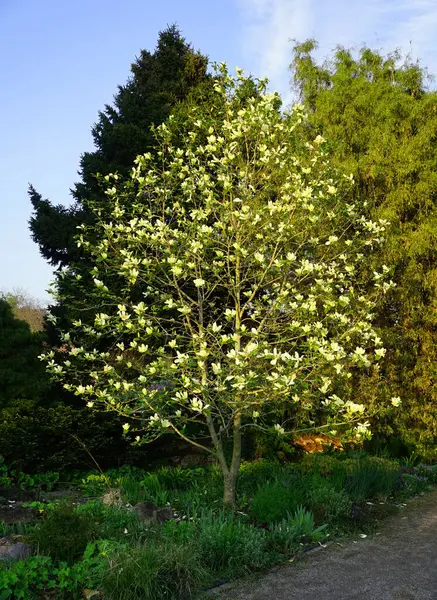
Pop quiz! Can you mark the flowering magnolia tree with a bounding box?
[42,66,396,506]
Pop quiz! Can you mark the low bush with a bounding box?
[341,461,400,503]
[0,400,137,474]
[160,519,197,545]
[307,479,352,526]
[195,511,272,578]
[237,459,286,497]
[2,454,435,598]
[401,473,431,496]
[411,464,437,485]
[0,541,111,599]
[250,476,307,524]
[31,502,98,563]
[155,466,207,491]
[268,506,327,555]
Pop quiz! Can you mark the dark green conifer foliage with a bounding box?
[0,297,48,407]
[28,26,211,342]
[29,25,209,269]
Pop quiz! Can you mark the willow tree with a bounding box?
[42,67,395,506]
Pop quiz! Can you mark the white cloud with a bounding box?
[238,0,313,104]
[238,0,437,103]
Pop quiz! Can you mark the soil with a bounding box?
[208,492,437,600]
[0,488,81,524]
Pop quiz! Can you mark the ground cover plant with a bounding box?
[1,454,436,599]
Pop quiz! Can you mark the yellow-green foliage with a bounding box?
[291,41,437,458]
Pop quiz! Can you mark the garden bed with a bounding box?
[0,455,436,599]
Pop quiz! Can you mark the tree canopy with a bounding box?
[291,41,437,458]
[0,296,49,408]
[43,67,396,505]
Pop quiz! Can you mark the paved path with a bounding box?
[211,492,437,600]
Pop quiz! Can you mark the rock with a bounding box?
[101,488,123,507]
[134,502,173,525]
[180,454,203,467]
[0,536,32,561]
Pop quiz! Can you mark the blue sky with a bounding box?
[1,0,437,302]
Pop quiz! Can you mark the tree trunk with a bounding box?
[223,411,242,508]
[223,469,238,508]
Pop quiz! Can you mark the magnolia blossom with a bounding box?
[40,65,395,506]
[274,424,286,435]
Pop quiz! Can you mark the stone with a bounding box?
[101,488,123,507]
[134,502,173,525]
[0,536,32,561]
[180,454,203,467]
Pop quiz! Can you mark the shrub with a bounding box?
[161,519,197,545]
[296,454,340,476]
[196,511,271,578]
[237,460,287,497]
[118,476,148,504]
[31,502,98,563]
[0,542,109,599]
[307,480,352,526]
[413,464,437,485]
[401,473,431,496]
[80,472,110,497]
[0,400,139,474]
[268,506,327,555]
[250,477,306,524]
[0,555,60,599]
[341,461,400,502]
[140,473,171,506]
[155,466,207,491]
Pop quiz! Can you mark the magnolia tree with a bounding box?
[42,66,396,506]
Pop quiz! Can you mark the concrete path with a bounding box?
[210,492,437,600]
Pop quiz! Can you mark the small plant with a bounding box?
[22,500,58,513]
[237,460,287,497]
[401,473,431,496]
[250,478,306,524]
[195,510,271,578]
[80,472,110,496]
[0,555,58,599]
[161,519,197,544]
[0,543,109,599]
[307,480,352,526]
[268,506,327,555]
[118,475,148,504]
[155,466,206,491]
[342,462,400,502]
[0,455,13,488]
[140,473,171,506]
[31,502,98,563]
[291,506,327,540]
[412,464,437,485]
